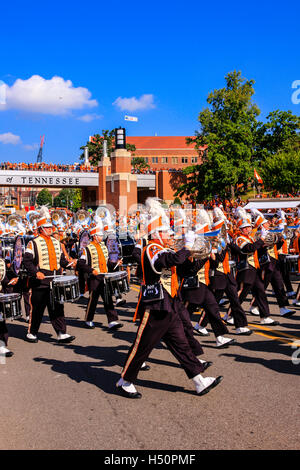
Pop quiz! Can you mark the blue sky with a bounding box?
[0,0,299,164]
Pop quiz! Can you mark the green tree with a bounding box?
[177,71,260,202]
[54,188,82,211]
[80,129,136,166]
[131,156,150,171]
[260,150,300,193]
[36,188,53,207]
[254,110,300,163]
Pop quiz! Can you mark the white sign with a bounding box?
[124,115,138,122]
[0,171,99,187]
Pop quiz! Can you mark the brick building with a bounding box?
[127,136,205,170]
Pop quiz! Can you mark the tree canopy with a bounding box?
[54,188,82,211]
[177,71,300,201]
[80,129,136,166]
[36,188,52,207]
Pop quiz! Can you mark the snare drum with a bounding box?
[104,271,130,301]
[51,275,80,304]
[285,255,299,276]
[0,293,22,321]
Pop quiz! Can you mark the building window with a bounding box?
[161,157,168,163]
[181,157,188,164]
[172,157,178,164]
[191,157,198,163]
[144,157,148,163]
[152,157,158,163]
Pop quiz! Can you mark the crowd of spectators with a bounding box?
[0,162,97,172]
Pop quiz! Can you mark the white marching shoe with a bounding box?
[279,307,296,317]
[250,306,260,316]
[260,317,279,326]
[235,327,252,335]
[216,336,236,348]
[26,333,38,343]
[116,378,142,399]
[57,333,76,343]
[192,374,223,396]
[193,323,209,336]
[0,340,13,357]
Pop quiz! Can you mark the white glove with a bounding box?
[260,227,268,239]
[184,231,196,250]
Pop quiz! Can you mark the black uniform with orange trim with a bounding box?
[208,247,248,328]
[233,234,270,318]
[177,256,229,337]
[255,238,289,309]
[23,234,70,337]
[77,240,119,324]
[121,242,204,384]
[132,240,203,357]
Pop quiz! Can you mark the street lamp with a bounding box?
[114,127,126,149]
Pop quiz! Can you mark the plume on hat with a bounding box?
[39,205,51,220]
[213,206,227,221]
[197,209,212,228]
[235,206,248,220]
[145,198,169,226]
[250,208,263,219]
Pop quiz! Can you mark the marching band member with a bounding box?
[116,199,221,399]
[23,207,76,344]
[0,258,17,357]
[253,215,295,318]
[176,211,236,347]
[77,221,123,330]
[208,219,251,335]
[234,216,279,326]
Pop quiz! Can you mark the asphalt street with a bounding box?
[1,279,299,450]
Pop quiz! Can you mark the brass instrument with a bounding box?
[6,214,22,233]
[0,258,6,282]
[255,230,279,248]
[75,209,90,226]
[189,236,212,259]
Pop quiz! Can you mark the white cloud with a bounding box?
[113,94,155,112]
[77,113,103,122]
[0,75,98,115]
[23,143,39,151]
[0,132,22,145]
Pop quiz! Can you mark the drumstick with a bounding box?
[113,258,123,271]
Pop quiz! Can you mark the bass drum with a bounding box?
[13,235,24,275]
[118,234,135,265]
[78,230,91,258]
[106,236,121,264]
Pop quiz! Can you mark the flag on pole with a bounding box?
[124,115,138,122]
[254,168,263,184]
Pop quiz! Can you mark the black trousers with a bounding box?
[183,285,228,337]
[237,270,270,318]
[278,255,293,293]
[178,304,204,356]
[259,265,289,308]
[28,288,67,336]
[212,276,248,328]
[85,280,118,324]
[0,320,9,346]
[121,297,204,383]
